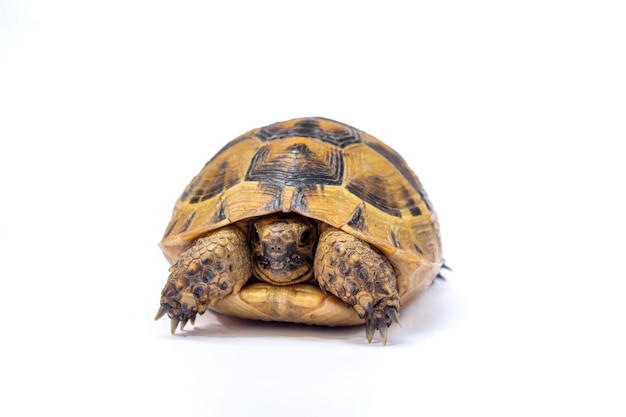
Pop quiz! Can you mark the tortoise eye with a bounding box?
[299,229,311,244]
[253,227,260,242]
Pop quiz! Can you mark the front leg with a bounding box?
[155,225,251,333]
[314,227,401,345]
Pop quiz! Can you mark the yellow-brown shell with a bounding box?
[160,117,443,324]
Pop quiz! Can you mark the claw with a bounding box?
[170,317,180,334]
[378,319,389,345]
[189,314,196,326]
[154,303,171,321]
[384,306,402,328]
[365,319,376,343]
[437,263,451,280]
[180,317,189,331]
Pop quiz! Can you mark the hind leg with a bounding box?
[155,225,251,333]
[314,227,401,344]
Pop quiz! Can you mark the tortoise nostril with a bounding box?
[269,237,283,253]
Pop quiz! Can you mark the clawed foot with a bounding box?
[155,226,252,334]
[315,227,403,345]
[364,304,401,345]
[155,303,198,334]
[154,263,221,333]
[154,286,207,334]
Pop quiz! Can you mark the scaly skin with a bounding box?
[250,215,317,285]
[155,226,251,333]
[156,219,401,343]
[314,227,401,344]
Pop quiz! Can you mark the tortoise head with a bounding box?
[251,214,317,285]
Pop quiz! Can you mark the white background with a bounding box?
[1,1,624,416]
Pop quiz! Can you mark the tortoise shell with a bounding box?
[160,117,443,326]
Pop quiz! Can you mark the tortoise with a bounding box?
[155,117,444,344]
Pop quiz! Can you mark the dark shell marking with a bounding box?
[181,160,242,204]
[245,142,344,187]
[256,118,362,148]
[179,117,428,219]
[365,141,433,211]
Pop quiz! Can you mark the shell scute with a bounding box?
[245,137,344,187]
[255,117,362,148]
